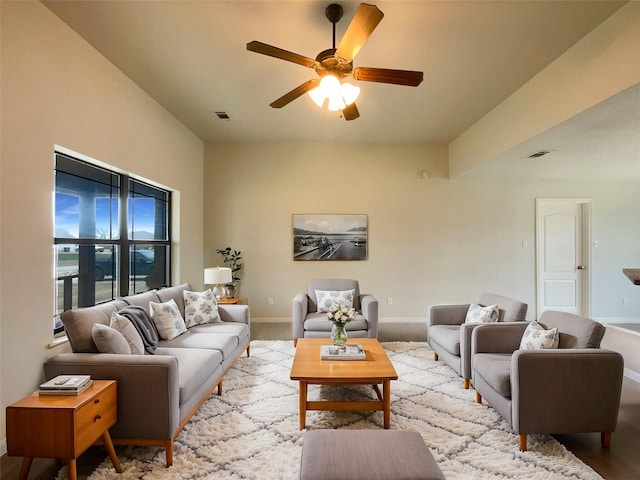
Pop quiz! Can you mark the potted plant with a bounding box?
[216,247,243,298]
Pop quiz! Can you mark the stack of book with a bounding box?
[39,375,93,396]
[320,344,366,361]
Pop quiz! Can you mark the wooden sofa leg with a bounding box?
[217,379,223,396]
[165,440,174,467]
[246,343,251,357]
[293,338,298,347]
[433,352,438,361]
[463,378,470,389]
[518,434,527,451]
[475,391,482,403]
[601,432,612,448]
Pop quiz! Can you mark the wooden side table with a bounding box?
[217,297,241,304]
[6,379,122,480]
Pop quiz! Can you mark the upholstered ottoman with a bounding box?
[299,430,446,480]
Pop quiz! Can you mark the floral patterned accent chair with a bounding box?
[292,279,378,346]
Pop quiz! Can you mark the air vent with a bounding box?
[525,150,553,159]
[214,111,231,120]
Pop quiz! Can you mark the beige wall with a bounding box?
[0,1,204,448]
[204,142,640,323]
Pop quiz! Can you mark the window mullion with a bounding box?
[119,175,130,297]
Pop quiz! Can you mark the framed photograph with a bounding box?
[293,214,368,261]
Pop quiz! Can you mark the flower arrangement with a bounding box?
[327,304,356,326]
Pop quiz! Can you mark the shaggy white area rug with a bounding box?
[65,341,603,479]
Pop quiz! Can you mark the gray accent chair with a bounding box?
[292,278,378,346]
[428,293,528,388]
[472,310,624,451]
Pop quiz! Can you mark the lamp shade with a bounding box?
[204,267,232,285]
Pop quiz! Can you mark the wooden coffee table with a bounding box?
[290,338,398,429]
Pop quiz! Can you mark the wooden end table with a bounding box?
[6,379,122,480]
[290,338,398,429]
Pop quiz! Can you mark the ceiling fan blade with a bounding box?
[352,67,424,86]
[335,4,384,62]
[342,103,360,121]
[247,41,317,68]
[270,79,321,109]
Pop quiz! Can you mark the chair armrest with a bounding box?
[292,293,308,340]
[44,353,180,439]
[460,322,527,379]
[360,294,379,338]
[472,322,529,355]
[429,304,470,327]
[511,349,624,434]
[218,304,250,325]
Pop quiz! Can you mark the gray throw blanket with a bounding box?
[118,305,159,354]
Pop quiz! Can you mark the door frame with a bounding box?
[535,198,592,318]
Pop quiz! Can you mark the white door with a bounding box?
[536,199,591,317]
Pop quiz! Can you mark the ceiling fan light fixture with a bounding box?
[308,74,360,112]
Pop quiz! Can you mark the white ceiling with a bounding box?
[43,0,639,180]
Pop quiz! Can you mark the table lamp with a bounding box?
[204,267,232,300]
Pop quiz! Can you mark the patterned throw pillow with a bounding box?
[92,323,132,354]
[183,289,221,327]
[110,312,145,355]
[519,321,559,350]
[464,304,499,323]
[149,299,188,340]
[315,289,355,313]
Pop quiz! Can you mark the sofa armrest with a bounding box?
[472,322,529,355]
[429,304,470,327]
[44,353,180,440]
[218,304,250,325]
[511,349,624,434]
[292,293,308,340]
[360,294,379,338]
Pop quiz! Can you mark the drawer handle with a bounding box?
[94,399,100,404]
[94,414,102,422]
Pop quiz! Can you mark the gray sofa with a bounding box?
[428,293,528,388]
[44,283,250,466]
[472,310,624,451]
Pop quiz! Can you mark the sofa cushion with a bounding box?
[155,347,223,405]
[303,312,368,332]
[473,353,512,397]
[61,299,128,353]
[159,331,239,360]
[428,324,461,355]
[156,283,192,316]
[121,290,161,311]
[150,299,188,340]
[110,312,145,355]
[188,321,250,341]
[92,323,131,354]
[538,311,605,348]
[117,305,159,354]
[465,303,499,324]
[183,289,221,327]
[519,321,559,350]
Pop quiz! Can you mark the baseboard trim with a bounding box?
[0,438,7,456]
[624,368,640,384]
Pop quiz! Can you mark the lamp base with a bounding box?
[212,285,227,301]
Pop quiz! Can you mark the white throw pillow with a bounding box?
[519,321,559,350]
[149,299,188,340]
[183,289,221,327]
[315,289,355,313]
[465,304,499,324]
[110,312,145,355]
[92,323,132,354]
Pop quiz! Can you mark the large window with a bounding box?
[54,153,171,332]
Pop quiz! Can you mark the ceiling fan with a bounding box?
[246,3,424,121]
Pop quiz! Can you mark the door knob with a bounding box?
[577,265,585,270]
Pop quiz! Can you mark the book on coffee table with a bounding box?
[320,344,366,361]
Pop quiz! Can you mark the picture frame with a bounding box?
[292,214,368,261]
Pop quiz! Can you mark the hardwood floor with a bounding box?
[2,326,639,479]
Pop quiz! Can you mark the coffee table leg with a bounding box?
[299,381,307,430]
[383,379,391,429]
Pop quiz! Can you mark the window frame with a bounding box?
[54,152,172,333]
